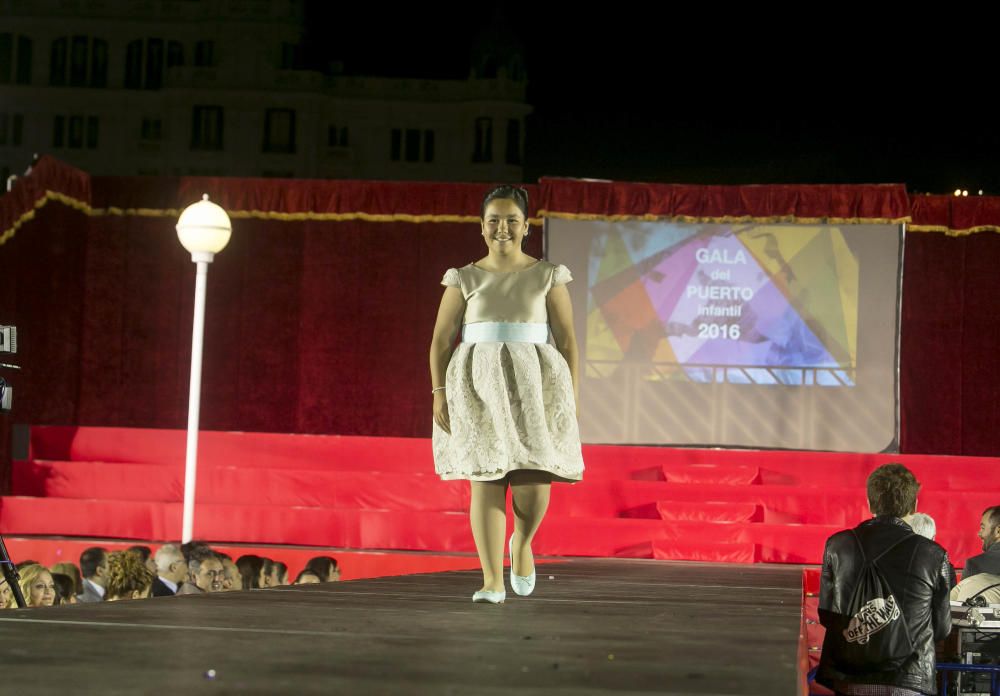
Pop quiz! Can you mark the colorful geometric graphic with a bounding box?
[586,224,859,386]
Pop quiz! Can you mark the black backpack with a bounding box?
[830,530,916,674]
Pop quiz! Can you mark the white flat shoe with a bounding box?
[509,535,536,597]
[472,590,506,604]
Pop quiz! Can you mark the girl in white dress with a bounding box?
[429,185,584,604]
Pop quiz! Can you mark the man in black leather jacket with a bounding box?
[818,464,952,695]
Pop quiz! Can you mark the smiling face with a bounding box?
[481,198,528,256]
[979,511,1000,552]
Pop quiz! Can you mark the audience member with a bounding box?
[127,545,158,576]
[77,547,109,603]
[305,556,340,582]
[964,505,1000,579]
[106,551,155,601]
[294,569,322,585]
[221,557,243,592]
[49,562,82,595]
[0,576,13,608]
[51,573,78,605]
[259,557,278,587]
[18,564,57,608]
[152,544,187,597]
[818,464,951,695]
[177,548,224,594]
[236,555,264,590]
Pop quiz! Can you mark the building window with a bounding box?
[167,41,184,68]
[191,106,223,150]
[280,43,298,70]
[390,129,401,161]
[51,36,106,87]
[90,38,107,87]
[0,113,21,146]
[327,125,348,148]
[53,115,97,149]
[69,35,88,86]
[423,130,434,163]
[263,109,296,153]
[0,34,29,85]
[0,34,10,84]
[4,114,24,146]
[404,129,420,162]
[506,119,521,165]
[145,38,164,90]
[141,117,163,141]
[50,37,67,86]
[16,36,32,85]
[53,115,65,147]
[473,117,493,162]
[68,115,84,148]
[87,116,98,149]
[125,39,142,89]
[194,41,214,67]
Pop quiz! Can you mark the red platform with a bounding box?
[2,426,995,567]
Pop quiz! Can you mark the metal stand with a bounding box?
[0,533,26,608]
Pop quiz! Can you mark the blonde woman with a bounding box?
[105,550,154,601]
[18,564,56,607]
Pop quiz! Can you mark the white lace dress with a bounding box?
[432,260,585,482]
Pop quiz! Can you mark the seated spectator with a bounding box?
[51,573,78,605]
[106,550,155,601]
[77,547,109,603]
[49,562,82,596]
[259,557,278,587]
[152,544,187,597]
[180,540,213,563]
[817,463,951,695]
[1,576,13,608]
[964,505,1000,579]
[177,548,224,594]
[294,569,322,585]
[18,564,56,608]
[305,556,341,582]
[951,572,1000,604]
[262,560,289,587]
[276,561,290,586]
[127,545,158,576]
[220,557,243,592]
[236,555,264,590]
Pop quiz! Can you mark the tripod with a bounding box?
[0,533,26,608]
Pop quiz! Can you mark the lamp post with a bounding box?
[176,194,231,543]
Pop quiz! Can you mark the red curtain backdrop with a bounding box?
[2,159,999,482]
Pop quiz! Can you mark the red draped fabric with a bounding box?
[2,159,999,494]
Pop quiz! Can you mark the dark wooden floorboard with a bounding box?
[0,559,803,695]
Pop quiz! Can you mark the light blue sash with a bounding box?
[462,322,549,344]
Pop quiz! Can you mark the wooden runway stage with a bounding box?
[0,559,804,695]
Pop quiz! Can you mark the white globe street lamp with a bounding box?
[176,194,231,543]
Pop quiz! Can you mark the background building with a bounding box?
[0,0,530,183]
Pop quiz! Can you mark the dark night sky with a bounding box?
[303,5,998,193]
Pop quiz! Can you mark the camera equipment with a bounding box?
[0,534,27,608]
[0,325,18,411]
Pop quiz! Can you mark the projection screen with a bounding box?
[547,219,904,452]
